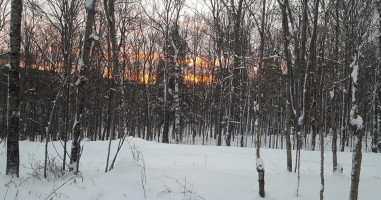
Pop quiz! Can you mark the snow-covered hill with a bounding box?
[1,138,381,200]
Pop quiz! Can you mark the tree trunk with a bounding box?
[349,50,364,200]
[256,0,266,197]
[70,0,97,173]
[170,33,181,144]
[162,111,170,143]
[278,0,292,172]
[320,125,325,200]
[332,0,340,170]
[44,89,62,178]
[6,0,23,177]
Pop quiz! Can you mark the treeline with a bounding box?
[1,0,380,198]
[0,0,380,169]
[1,0,379,151]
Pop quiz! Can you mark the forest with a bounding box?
[0,0,380,200]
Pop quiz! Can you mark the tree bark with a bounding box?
[332,0,340,170]
[70,0,97,173]
[6,0,23,177]
[256,0,266,197]
[349,51,363,200]
[278,0,292,172]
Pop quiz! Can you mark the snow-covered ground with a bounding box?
[1,137,381,200]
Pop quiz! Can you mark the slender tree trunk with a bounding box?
[320,123,325,200]
[278,0,292,172]
[104,0,122,170]
[332,0,340,171]
[256,0,266,197]
[63,82,70,171]
[44,89,62,178]
[319,5,328,196]
[311,125,317,151]
[217,91,223,146]
[163,107,170,143]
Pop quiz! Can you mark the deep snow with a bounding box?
[1,137,381,200]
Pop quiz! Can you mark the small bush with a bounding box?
[27,155,65,180]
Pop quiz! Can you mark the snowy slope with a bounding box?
[1,138,381,200]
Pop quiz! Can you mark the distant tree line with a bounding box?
[0,0,380,199]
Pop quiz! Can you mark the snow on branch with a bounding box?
[89,33,99,41]
[349,52,363,130]
[256,158,265,171]
[85,0,94,9]
[4,63,11,69]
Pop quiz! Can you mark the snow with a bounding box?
[74,78,81,86]
[72,116,79,131]
[298,114,304,125]
[335,164,344,174]
[78,59,85,69]
[89,34,99,41]
[254,101,259,111]
[256,158,265,171]
[329,89,334,99]
[350,54,359,84]
[85,0,94,9]
[349,53,363,130]
[350,115,363,130]
[351,63,359,84]
[1,138,381,200]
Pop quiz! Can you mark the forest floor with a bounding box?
[1,137,381,200]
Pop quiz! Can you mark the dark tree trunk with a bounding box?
[349,51,363,200]
[278,0,293,172]
[162,111,170,143]
[70,0,97,173]
[256,0,266,197]
[6,0,23,177]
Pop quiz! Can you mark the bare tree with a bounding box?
[70,0,97,173]
[277,0,292,172]
[103,0,121,173]
[331,0,340,172]
[348,49,363,200]
[256,0,266,197]
[0,0,9,34]
[6,0,22,177]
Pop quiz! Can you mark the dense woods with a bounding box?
[0,0,380,199]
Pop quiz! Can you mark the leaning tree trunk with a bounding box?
[70,0,97,173]
[104,0,121,173]
[6,0,23,177]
